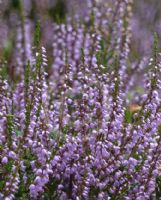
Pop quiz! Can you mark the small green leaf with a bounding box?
[48,0,66,24]
[156,176,161,198]
[0,181,5,191]
[124,109,133,123]
[3,40,13,60]
[34,20,41,48]
[81,48,85,64]
[16,130,22,137]
[158,124,161,134]
[49,131,58,140]
[0,144,3,152]
[4,161,14,173]
[11,0,21,10]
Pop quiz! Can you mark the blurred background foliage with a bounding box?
[0,0,160,63]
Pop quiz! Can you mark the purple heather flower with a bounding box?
[8,151,16,159]
[2,156,8,164]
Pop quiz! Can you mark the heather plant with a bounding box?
[1,0,161,200]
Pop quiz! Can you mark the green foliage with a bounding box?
[48,0,66,24]
[113,183,139,200]
[25,99,32,129]
[81,48,85,64]
[44,179,59,200]
[34,20,41,48]
[3,40,13,60]
[151,78,157,88]
[96,39,115,72]
[36,52,42,76]
[124,109,133,123]
[156,176,161,199]
[147,33,158,87]
[11,0,20,10]
[24,61,31,90]
[25,61,31,128]
[96,39,107,66]
[153,32,158,56]
[62,124,70,134]
[15,179,28,199]
[15,150,36,199]
[3,160,14,173]
[158,124,161,134]
[135,153,147,172]
[90,10,95,31]
[89,186,100,199]
[6,114,14,147]
[24,61,31,106]
[0,144,3,153]
[112,55,120,99]
[49,131,58,140]
[24,149,36,162]
[16,130,22,137]
[144,109,152,120]
[64,48,68,65]
[0,61,7,80]
[0,181,5,192]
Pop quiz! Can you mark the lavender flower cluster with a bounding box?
[1,0,161,199]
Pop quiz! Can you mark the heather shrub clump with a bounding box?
[1,0,161,199]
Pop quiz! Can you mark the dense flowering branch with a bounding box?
[0,1,161,200]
